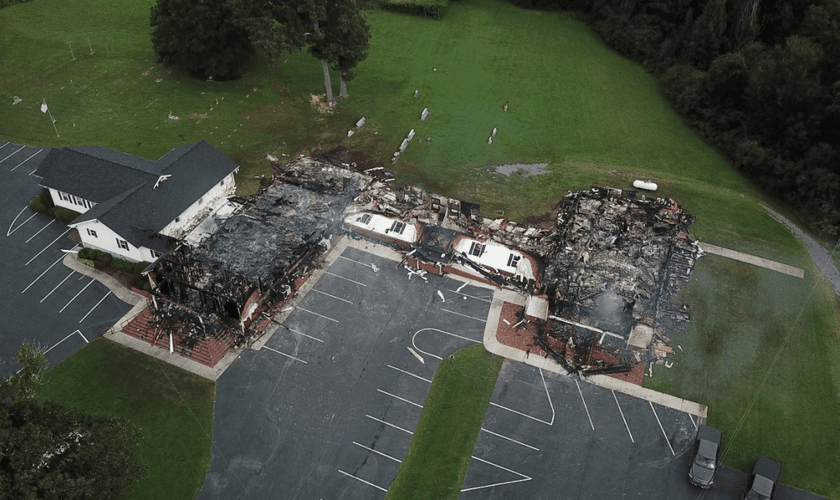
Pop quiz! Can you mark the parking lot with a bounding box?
[0,142,133,375]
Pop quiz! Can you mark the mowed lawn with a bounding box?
[3,0,840,497]
[35,339,215,500]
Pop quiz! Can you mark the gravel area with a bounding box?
[765,206,840,295]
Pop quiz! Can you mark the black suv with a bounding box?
[688,425,722,488]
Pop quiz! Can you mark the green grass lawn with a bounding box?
[386,345,503,500]
[4,0,840,497]
[35,339,215,500]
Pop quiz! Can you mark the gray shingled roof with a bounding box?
[38,141,237,250]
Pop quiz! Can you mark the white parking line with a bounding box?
[263,345,307,364]
[387,364,431,383]
[310,288,352,304]
[60,278,94,313]
[0,146,25,163]
[324,271,367,286]
[366,415,413,435]
[0,142,9,150]
[352,441,403,463]
[461,455,532,492]
[10,148,43,171]
[22,254,65,293]
[688,414,699,430]
[40,270,74,303]
[338,469,387,493]
[377,389,423,409]
[7,207,37,236]
[296,307,339,323]
[286,327,324,343]
[649,401,675,455]
[440,308,487,323]
[489,368,555,426]
[442,287,492,303]
[79,291,111,324]
[44,330,89,354]
[612,390,634,443]
[338,254,380,271]
[25,219,54,243]
[576,380,595,431]
[412,327,481,361]
[480,427,540,451]
[26,228,70,266]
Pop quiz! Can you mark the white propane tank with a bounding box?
[633,180,658,191]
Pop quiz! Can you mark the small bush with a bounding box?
[382,0,448,19]
[28,189,80,223]
[112,258,151,275]
[79,248,108,262]
[78,258,96,268]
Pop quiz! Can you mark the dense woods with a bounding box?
[510,0,840,236]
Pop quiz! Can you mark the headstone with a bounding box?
[399,139,409,152]
[420,108,429,121]
[488,137,493,145]
[407,129,415,141]
[347,130,355,137]
[356,117,365,128]
[492,127,497,137]
[414,90,419,97]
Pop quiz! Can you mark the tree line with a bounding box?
[509,0,840,236]
[150,0,370,105]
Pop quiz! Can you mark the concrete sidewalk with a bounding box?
[699,241,805,279]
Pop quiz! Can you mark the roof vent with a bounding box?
[153,174,172,189]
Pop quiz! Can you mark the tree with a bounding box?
[0,343,147,500]
[322,0,371,98]
[150,0,254,80]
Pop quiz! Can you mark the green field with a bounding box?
[34,340,215,500]
[3,0,840,497]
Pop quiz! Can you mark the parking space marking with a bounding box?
[40,270,74,303]
[377,389,423,409]
[7,207,38,236]
[263,345,307,364]
[461,455,532,493]
[352,441,402,463]
[60,278,95,313]
[0,146,25,163]
[576,380,595,431]
[387,364,431,383]
[324,271,367,286]
[25,219,54,243]
[440,308,487,323]
[79,291,111,324]
[612,390,635,443]
[310,288,352,304]
[22,254,65,293]
[480,427,539,451]
[490,368,555,426]
[296,307,339,323]
[286,327,324,343]
[649,401,675,455]
[366,415,413,435]
[337,469,388,493]
[26,228,70,266]
[688,414,698,430]
[412,327,480,361]
[0,142,9,150]
[10,148,43,171]
[441,287,492,303]
[338,254,379,271]
[44,330,89,354]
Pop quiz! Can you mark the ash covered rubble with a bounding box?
[139,156,369,362]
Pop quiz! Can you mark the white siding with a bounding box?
[344,212,419,244]
[73,220,146,263]
[49,188,96,214]
[160,172,235,238]
[454,238,536,281]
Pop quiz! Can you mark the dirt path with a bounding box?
[765,207,840,295]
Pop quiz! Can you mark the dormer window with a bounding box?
[390,220,406,234]
[507,253,520,268]
[469,242,484,257]
[357,214,372,225]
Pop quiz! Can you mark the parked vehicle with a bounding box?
[688,425,722,488]
[744,456,782,500]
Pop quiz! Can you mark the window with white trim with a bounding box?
[116,238,129,251]
[86,228,98,238]
[390,220,406,234]
[507,253,521,268]
[60,191,71,202]
[150,249,162,259]
[469,242,484,257]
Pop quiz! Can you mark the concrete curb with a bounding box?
[62,250,144,306]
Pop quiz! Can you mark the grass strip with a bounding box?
[35,339,215,500]
[386,345,503,500]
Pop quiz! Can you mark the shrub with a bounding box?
[78,258,96,268]
[382,0,449,19]
[112,258,151,275]
[79,248,108,262]
[28,189,80,223]
[53,207,80,224]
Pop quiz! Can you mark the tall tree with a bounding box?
[325,0,371,98]
[150,0,254,80]
[0,344,147,500]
